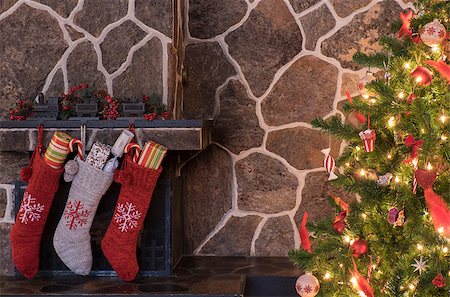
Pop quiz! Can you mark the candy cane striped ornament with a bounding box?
[69,139,83,160]
[322,148,338,180]
[124,143,141,163]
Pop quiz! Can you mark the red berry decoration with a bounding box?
[350,239,368,258]
[161,111,169,120]
[432,273,446,288]
[9,115,14,120]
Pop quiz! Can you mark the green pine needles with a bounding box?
[289,0,450,296]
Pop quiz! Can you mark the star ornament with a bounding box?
[411,256,428,275]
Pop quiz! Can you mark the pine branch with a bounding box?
[311,116,360,142]
[352,51,389,68]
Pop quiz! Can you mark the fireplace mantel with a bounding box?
[0,120,213,151]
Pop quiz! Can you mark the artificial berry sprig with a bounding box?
[8,99,34,120]
[99,94,120,120]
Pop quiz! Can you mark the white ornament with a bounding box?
[357,73,376,99]
[295,273,320,297]
[411,256,428,275]
[114,202,142,232]
[18,192,44,224]
[420,19,446,47]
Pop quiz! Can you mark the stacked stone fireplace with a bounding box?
[0,0,415,279]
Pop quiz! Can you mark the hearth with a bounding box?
[14,174,171,277]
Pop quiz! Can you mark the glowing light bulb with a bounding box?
[370,98,377,104]
[355,146,361,151]
[345,162,350,167]
[409,284,415,290]
[372,264,376,269]
[441,134,448,141]
[339,263,344,268]
[360,169,366,176]
[441,114,447,123]
[395,176,400,183]
[387,116,396,127]
[350,277,358,285]
[358,291,367,297]
[417,243,423,251]
[404,62,410,69]
[431,45,440,52]
[443,246,448,253]
[387,154,392,159]
[400,286,405,290]
[438,226,444,234]
[412,158,418,167]
[427,163,432,170]
[398,91,405,99]
[344,236,351,244]
[421,128,426,134]
[324,272,331,280]
[362,94,370,99]
[361,213,367,219]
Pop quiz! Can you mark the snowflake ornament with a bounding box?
[64,200,91,230]
[18,192,44,224]
[114,202,142,232]
[411,256,428,275]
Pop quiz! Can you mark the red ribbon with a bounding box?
[299,212,312,253]
[403,135,423,164]
[398,10,413,38]
[349,258,374,297]
[425,60,450,84]
[345,91,366,123]
[415,169,450,237]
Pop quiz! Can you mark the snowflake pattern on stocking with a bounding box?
[114,202,142,232]
[18,192,44,224]
[64,200,91,230]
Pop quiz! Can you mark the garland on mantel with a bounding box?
[8,83,168,121]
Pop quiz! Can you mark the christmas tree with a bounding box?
[289,1,450,296]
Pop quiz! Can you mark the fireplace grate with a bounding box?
[14,178,171,277]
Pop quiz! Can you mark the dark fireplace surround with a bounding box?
[0,119,212,279]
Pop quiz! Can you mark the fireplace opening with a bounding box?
[14,175,171,277]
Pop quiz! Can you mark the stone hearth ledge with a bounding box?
[0,120,212,151]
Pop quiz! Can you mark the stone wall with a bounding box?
[182,0,414,256]
[0,0,174,114]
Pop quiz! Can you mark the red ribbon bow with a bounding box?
[398,10,413,38]
[403,134,423,164]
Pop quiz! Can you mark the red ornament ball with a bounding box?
[350,239,368,258]
[63,106,70,111]
[410,66,433,86]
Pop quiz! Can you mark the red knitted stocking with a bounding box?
[101,155,162,281]
[10,148,64,278]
